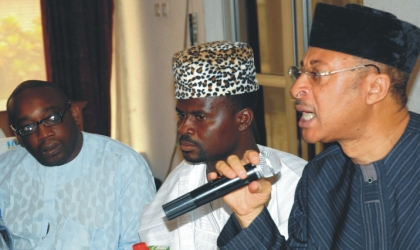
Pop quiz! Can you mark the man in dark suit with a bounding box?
[213,3,420,249]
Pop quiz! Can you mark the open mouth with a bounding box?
[302,112,315,121]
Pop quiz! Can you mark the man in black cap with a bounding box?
[212,3,420,249]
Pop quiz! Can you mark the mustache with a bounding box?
[294,99,303,105]
[178,135,198,145]
[294,99,311,107]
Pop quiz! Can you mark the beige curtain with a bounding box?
[111,0,152,151]
[110,0,195,181]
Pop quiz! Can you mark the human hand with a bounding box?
[208,150,272,228]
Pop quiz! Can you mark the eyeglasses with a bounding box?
[288,64,381,83]
[10,102,71,137]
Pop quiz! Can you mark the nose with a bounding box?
[290,74,310,100]
[36,123,54,139]
[177,116,194,135]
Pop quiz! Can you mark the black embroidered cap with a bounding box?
[309,3,420,73]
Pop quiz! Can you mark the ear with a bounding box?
[14,132,25,148]
[69,103,82,130]
[8,116,25,147]
[366,74,391,105]
[237,108,254,131]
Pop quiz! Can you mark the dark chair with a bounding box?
[154,177,162,191]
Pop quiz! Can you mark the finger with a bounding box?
[215,150,261,180]
[215,160,237,179]
[207,172,219,181]
[226,155,248,179]
[248,178,272,195]
[242,150,260,166]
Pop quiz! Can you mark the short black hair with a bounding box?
[223,91,259,114]
[354,57,409,107]
[383,65,409,107]
[7,80,69,121]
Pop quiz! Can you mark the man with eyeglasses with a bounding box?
[0,80,155,249]
[211,3,420,249]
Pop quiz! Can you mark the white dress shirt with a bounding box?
[138,145,307,250]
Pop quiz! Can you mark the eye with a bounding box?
[306,69,320,79]
[41,113,61,126]
[196,115,206,120]
[21,123,37,133]
[177,112,186,119]
[47,113,60,121]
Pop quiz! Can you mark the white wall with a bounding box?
[364,0,420,113]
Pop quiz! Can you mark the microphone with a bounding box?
[162,151,280,221]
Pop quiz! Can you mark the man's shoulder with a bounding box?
[258,145,307,164]
[0,145,30,166]
[258,145,307,177]
[165,160,206,181]
[173,159,195,168]
[408,111,420,133]
[83,131,119,145]
[305,143,347,170]
[152,161,206,196]
[80,132,150,171]
[385,111,420,163]
[0,146,34,183]
[139,161,206,223]
[82,132,141,155]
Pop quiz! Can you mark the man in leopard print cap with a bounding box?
[138,41,306,250]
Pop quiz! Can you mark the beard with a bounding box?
[178,135,208,163]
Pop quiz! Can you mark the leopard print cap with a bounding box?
[172,41,259,99]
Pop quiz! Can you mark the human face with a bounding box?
[9,87,82,166]
[176,97,240,165]
[290,47,372,144]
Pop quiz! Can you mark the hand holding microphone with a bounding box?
[212,150,275,228]
[162,149,280,222]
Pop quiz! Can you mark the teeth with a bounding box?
[302,112,315,120]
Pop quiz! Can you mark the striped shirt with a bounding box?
[218,112,420,249]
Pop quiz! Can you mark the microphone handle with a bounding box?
[191,164,260,207]
[162,164,260,220]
